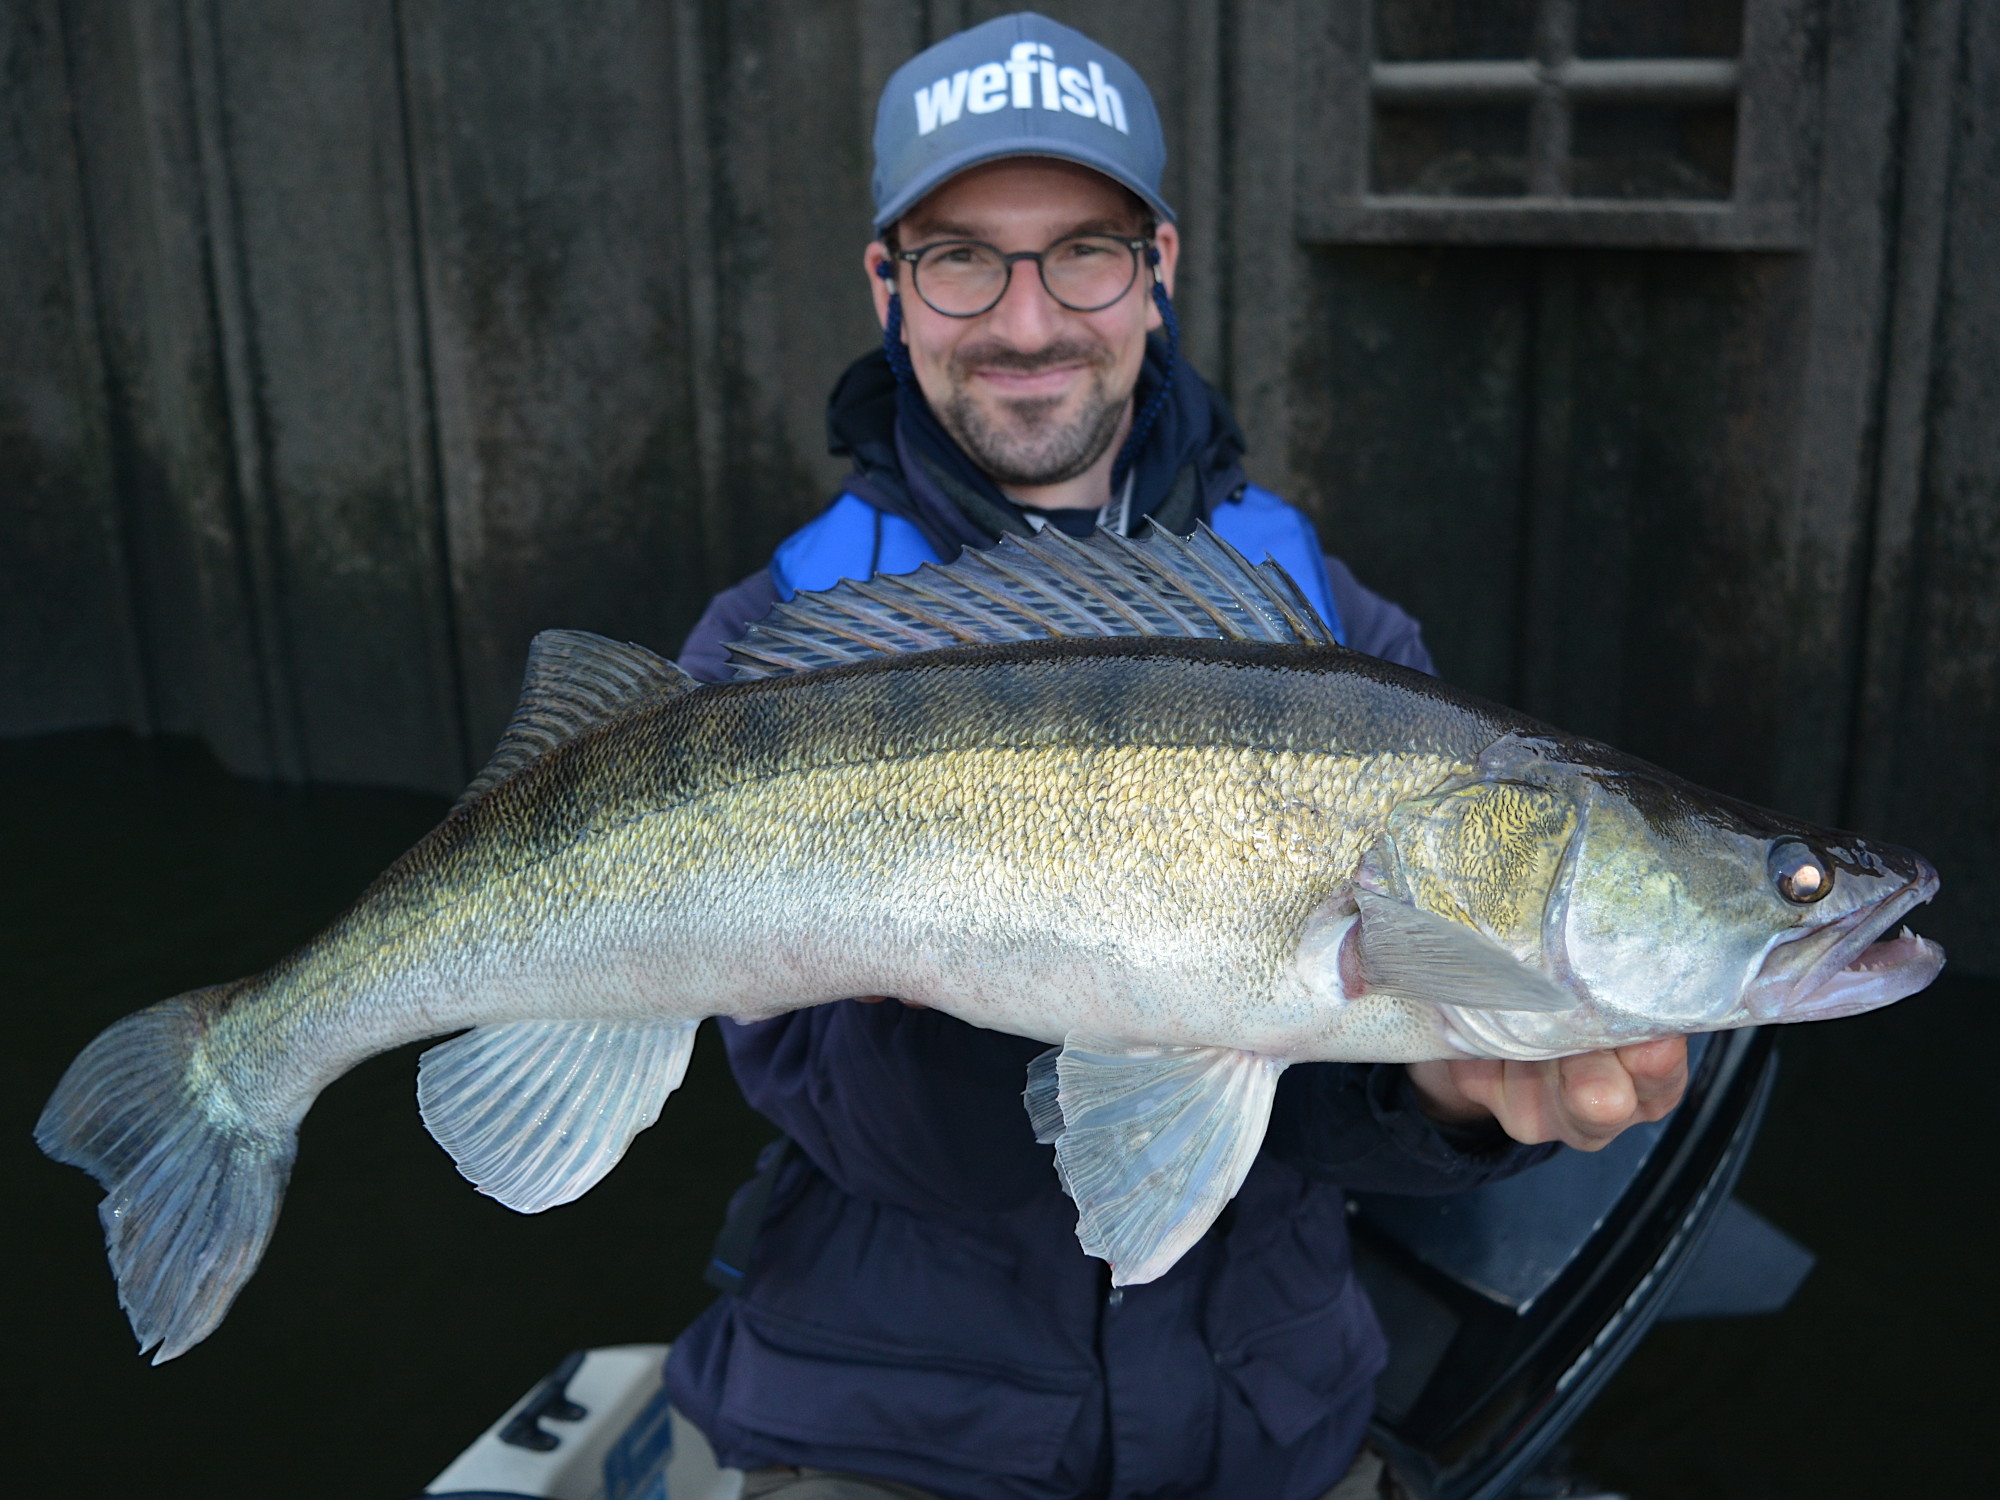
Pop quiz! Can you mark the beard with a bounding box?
[931,337,1133,489]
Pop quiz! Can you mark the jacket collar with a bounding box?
[825,337,1249,562]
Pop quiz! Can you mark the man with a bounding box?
[667,15,1687,1500]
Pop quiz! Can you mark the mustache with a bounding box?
[949,338,1112,378]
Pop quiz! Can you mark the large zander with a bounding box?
[38,525,1943,1362]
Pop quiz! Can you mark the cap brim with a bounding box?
[874,140,1176,230]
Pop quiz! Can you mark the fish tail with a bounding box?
[34,988,294,1364]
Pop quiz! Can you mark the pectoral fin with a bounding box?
[1353,890,1574,1013]
[417,1018,699,1213]
[1030,1035,1285,1286]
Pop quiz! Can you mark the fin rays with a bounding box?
[455,632,695,814]
[1026,1035,1285,1287]
[33,993,295,1364]
[1354,891,1575,1013]
[417,1018,698,1214]
[728,522,1338,679]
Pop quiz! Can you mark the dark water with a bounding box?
[3,731,1992,1497]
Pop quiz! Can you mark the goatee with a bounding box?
[934,339,1132,489]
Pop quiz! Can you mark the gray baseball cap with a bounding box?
[871,12,1173,231]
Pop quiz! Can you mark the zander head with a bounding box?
[1345,734,1943,1060]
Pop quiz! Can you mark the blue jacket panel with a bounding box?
[770,493,939,602]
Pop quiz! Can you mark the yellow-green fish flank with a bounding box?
[37,525,1944,1361]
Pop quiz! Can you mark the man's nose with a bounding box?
[978,257,1068,348]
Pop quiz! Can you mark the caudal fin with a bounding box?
[34,992,294,1363]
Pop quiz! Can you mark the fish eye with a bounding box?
[1770,840,1833,904]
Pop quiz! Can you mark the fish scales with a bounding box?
[36,523,1944,1357]
[201,640,1493,1116]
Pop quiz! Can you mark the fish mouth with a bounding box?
[1750,867,1944,1023]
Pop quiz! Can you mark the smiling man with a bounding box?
[668,14,1686,1500]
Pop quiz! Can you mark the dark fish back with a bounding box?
[613,637,1522,815]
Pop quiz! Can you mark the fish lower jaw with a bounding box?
[1778,929,1945,1022]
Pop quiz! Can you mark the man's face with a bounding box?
[866,159,1180,494]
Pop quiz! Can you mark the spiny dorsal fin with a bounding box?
[727,522,1339,680]
[454,630,696,813]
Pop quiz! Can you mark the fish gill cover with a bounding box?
[36,523,1943,1357]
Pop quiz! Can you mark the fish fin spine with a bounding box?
[728,522,1338,679]
[1023,1045,1064,1144]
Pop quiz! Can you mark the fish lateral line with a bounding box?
[32,518,1946,1363]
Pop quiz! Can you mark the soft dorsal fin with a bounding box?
[454,630,696,813]
[727,522,1340,680]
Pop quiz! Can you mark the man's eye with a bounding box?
[1059,240,1111,261]
[930,246,981,266]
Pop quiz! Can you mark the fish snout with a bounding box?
[1748,861,1944,1024]
[1821,830,1937,893]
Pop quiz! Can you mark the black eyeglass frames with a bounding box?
[895,235,1153,319]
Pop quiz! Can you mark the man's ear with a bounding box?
[1152,222,1180,298]
[865,241,897,331]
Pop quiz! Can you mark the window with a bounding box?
[1299,0,1812,247]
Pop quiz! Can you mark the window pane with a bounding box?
[1375,0,1537,62]
[1372,106,1531,196]
[1570,105,1737,199]
[1576,0,1744,59]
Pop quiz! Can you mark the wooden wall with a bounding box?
[3,0,1996,968]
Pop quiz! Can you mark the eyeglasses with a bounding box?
[895,234,1153,319]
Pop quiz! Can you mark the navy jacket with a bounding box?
[665,350,1553,1499]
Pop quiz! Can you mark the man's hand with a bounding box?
[1405,1037,1689,1152]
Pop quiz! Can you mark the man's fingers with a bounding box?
[1619,1036,1686,1079]
[1556,1051,1637,1148]
[1441,1058,1505,1114]
[1416,1040,1692,1151]
[1618,1036,1690,1119]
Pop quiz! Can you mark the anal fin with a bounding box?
[1024,1046,1064,1145]
[417,1018,699,1213]
[1033,1035,1285,1286]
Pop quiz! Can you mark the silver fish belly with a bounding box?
[37,523,1943,1361]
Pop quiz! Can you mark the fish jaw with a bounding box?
[1746,865,1944,1023]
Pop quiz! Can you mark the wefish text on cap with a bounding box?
[912,45,1128,135]
[871,12,1173,231]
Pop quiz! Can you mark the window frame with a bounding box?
[1297,0,1815,249]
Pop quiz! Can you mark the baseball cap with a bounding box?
[871,12,1174,231]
